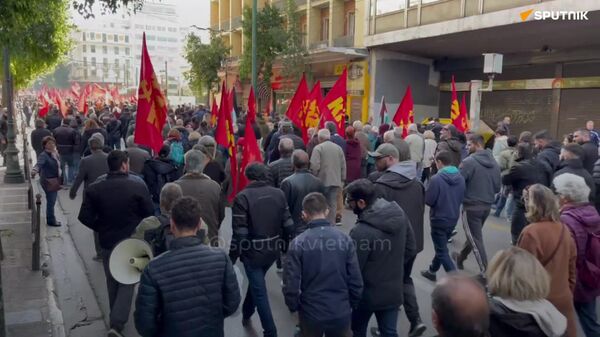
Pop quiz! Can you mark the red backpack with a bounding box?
[580,230,600,293]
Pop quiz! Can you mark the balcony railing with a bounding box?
[310,40,329,50]
[231,16,242,29]
[333,35,354,47]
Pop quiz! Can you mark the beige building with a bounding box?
[210,0,370,122]
[365,0,600,136]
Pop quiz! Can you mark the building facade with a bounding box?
[365,0,600,136]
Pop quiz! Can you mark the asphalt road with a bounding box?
[57,188,517,337]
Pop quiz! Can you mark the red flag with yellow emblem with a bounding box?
[215,82,238,202]
[134,33,168,154]
[210,96,218,128]
[302,81,322,143]
[393,86,414,138]
[237,87,263,193]
[450,75,464,132]
[319,68,347,137]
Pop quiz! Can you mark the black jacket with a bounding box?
[142,158,182,204]
[45,113,62,131]
[203,160,225,185]
[489,299,549,337]
[70,151,109,198]
[502,158,545,202]
[535,141,561,186]
[350,199,413,310]
[371,166,424,253]
[81,128,108,156]
[435,138,463,167]
[554,158,596,202]
[106,118,122,140]
[594,159,600,211]
[269,156,294,188]
[134,236,240,337]
[229,181,294,267]
[30,128,52,155]
[52,125,79,156]
[78,172,154,249]
[119,112,131,138]
[283,219,363,322]
[280,170,325,234]
[581,141,599,175]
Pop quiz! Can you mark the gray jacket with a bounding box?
[70,151,109,198]
[310,140,346,187]
[460,149,501,208]
[127,146,151,175]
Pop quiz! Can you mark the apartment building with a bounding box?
[366,0,600,136]
[210,0,370,121]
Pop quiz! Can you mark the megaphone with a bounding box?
[109,238,154,285]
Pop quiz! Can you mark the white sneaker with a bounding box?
[107,328,124,337]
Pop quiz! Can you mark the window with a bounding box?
[135,24,144,29]
[125,47,130,56]
[114,46,119,55]
[103,58,108,66]
[91,45,96,53]
[91,69,97,77]
[115,59,119,67]
[146,35,156,41]
[91,57,96,66]
[82,32,86,41]
[114,35,118,42]
[82,45,87,52]
[102,33,107,42]
[347,12,355,36]
[146,25,152,30]
[83,57,87,66]
[125,36,129,43]
[168,27,177,32]
[125,59,130,68]
[90,32,95,40]
[84,69,88,79]
[103,46,107,54]
[322,18,329,41]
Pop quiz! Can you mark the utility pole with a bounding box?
[3,47,24,184]
[251,0,258,90]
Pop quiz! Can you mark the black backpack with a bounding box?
[144,214,173,256]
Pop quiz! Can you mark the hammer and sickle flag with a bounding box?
[319,68,347,137]
[134,32,168,154]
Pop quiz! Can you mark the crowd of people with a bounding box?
[23,100,600,337]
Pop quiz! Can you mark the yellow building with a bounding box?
[210,0,370,122]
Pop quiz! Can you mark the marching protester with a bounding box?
[283,192,363,337]
[52,117,80,186]
[81,119,108,156]
[421,130,437,183]
[435,124,462,168]
[78,150,154,337]
[517,184,577,337]
[269,137,294,188]
[31,119,52,156]
[142,144,182,214]
[405,124,425,177]
[230,163,294,337]
[573,128,599,174]
[125,136,151,176]
[134,196,241,337]
[533,130,561,187]
[345,126,364,184]
[554,143,596,201]
[31,136,62,227]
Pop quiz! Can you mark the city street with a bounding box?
[55,187,515,337]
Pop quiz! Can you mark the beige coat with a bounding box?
[310,140,346,187]
[518,221,577,337]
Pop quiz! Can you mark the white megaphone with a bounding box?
[109,238,154,285]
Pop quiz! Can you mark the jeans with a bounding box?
[59,153,75,185]
[301,315,352,337]
[101,249,134,331]
[575,300,600,337]
[458,208,491,269]
[243,262,277,337]
[323,186,340,225]
[45,190,57,225]
[429,223,457,273]
[352,307,398,337]
[403,255,421,325]
[72,154,80,181]
[504,193,515,219]
[511,204,528,245]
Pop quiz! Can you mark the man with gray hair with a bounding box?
[384,130,411,162]
[269,137,295,188]
[310,128,346,224]
[126,135,150,175]
[175,149,224,246]
[70,132,110,261]
[267,121,305,163]
[405,124,425,177]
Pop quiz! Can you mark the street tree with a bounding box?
[280,0,307,87]
[183,33,230,105]
[72,0,145,18]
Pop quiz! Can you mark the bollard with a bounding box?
[32,194,42,271]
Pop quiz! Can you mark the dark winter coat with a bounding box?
[460,149,501,209]
[229,181,294,267]
[435,138,463,167]
[502,158,545,203]
[351,199,414,310]
[203,160,226,185]
[52,125,79,156]
[45,113,62,131]
[106,118,122,141]
[372,162,424,252]
[280,170,325,234]
[535,141,561,187]
[283,219,363,322]
[119,112,131,138]
[269,156,294,188]
[560,203,600,302]
[81,128,108,156]
[142,158,182,204]
[78,172,154,249]
[127,146,151,175]
[70,151,109,197]
[134,236,240,337]
[268,133,306,163]
[30,128,52,155]
[581,141,599,175]
[489,298,553,337]
[425,167,465,225]
[345,139,363,183]
[594,159,600,211]
[554,159,596,202]
[34,151,60,190]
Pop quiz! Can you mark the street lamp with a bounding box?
[2,47,25,183]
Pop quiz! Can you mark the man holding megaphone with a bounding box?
[134,196,241,337]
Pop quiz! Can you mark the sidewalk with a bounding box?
[0,169,52,337]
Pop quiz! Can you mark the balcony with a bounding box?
[333,35,354,47]
[231,16,242,30]
[221,20,230,31]
[310,40,329,50]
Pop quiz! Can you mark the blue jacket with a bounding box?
[283,219,363,323]
[426,166,466,224]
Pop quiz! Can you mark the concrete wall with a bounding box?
[369,50,440,123]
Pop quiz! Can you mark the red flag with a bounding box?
[237,87,263,192]
[456,92,470,133]
[71,82,81,99]
[285,74,309,129]
[134,32,168,154]
[319,68,347,137]
[55,92,68,118]
[302,81,322,143]
[393,86,414,138]
[210,96,218,128]
[77,89,88,115]
[450,76,465,133]
[215,82,238,202]
[38,92,49,117]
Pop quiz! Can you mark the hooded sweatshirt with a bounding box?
[426,166,465,225]
[350,198,414,310]
[490,297,567,337]
[460,149,501,209]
